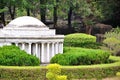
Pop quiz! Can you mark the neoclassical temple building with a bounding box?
[0,16,64,63]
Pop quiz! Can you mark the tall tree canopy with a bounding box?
[0,0,119,27]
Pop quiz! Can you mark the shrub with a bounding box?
[0,45,40,66]
[103,27,120,56]
[116,72,120,77]
[50,47,110,65]
[105,27,120,40]
[64,33,100,49]
[0,56,120,80]
[47,64,61,75]
[103,38,120,55]
[46,64,67,80]
[57,75,67,80]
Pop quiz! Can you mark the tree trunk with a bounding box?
[86,25,92,34]
[0,12,5,25]
[40,0,46,24]
[26,8,30,16]
[8,5,16,20]
[68,6,73,32]
[53,0,59,28]
[0,0,5,25]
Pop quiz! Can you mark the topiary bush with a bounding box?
[64,33,100,49]
[50,47,110,65]
[0,45,40,66]
[46,64,67,80]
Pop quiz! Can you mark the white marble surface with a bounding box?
[6,16,47,27]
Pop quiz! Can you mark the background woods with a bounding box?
[0,0,120,34]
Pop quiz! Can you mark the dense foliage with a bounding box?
[103,27,120,56]
[0,45,40,66]
[116,72,120,77]
[64,33,100,49]
[46,64,67,80]
[50,47,110,65]
[0,56,120,80]
[0,0,119,28]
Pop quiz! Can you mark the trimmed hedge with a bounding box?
[0,56,120,80]
[64,33,100,49]
[50,47,110,65]
[0,45,40,66]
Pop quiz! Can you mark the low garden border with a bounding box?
[0,56,120,80]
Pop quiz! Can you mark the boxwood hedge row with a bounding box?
[0,56,120,80]
[0,45,40,66]
[64,33,100,49]
[50,47,110,65]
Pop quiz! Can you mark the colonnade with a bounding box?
[14,42,63,63]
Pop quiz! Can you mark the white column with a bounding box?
[28,43,32,54]
[16,43,18,46]
[35,43,38,57]
[41,42,45,63]
[47,43,50,62]
[55,42,59,54]
[51,42,55,57]
[59,42,63,53]
[22,43,25,50]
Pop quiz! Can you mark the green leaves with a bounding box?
[103,27,120,56]
[0,45,40,66]
[0,8,7,13]
[46,64,67,80]
[64,33,99,49]
[50,47,110,65]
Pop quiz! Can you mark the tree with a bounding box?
[40,0,47,23]
[5,0,34,19]
[0,0,6,25]
[68,0,74,32]
[6,0,17,19]
[21,0,31,16]
[58,0,76,32]
[53,0,59,28]
[21,0,39,16]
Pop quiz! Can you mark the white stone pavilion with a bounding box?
[0,16,64,63]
